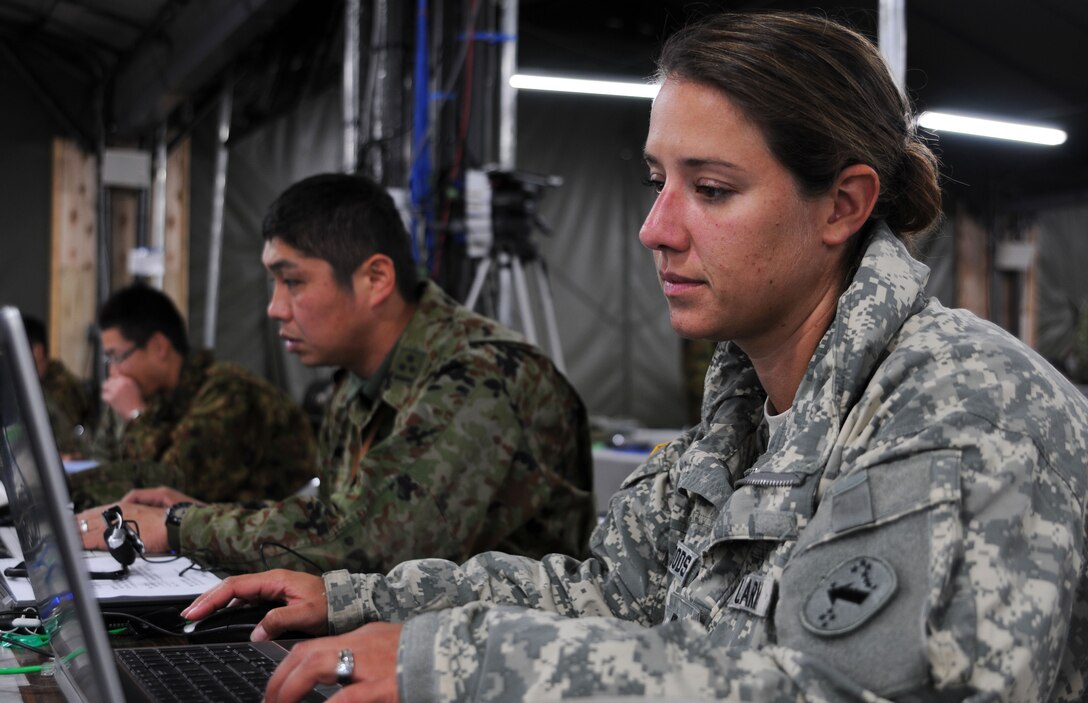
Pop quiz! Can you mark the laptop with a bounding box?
[0,306,337,702]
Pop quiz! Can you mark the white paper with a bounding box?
[0,527,221,606]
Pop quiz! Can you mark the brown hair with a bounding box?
[657,11,941,245]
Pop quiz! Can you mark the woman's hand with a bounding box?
[181,569,330,640]
[263,623,402,703]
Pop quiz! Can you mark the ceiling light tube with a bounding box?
[918,111,1066,146]
[511,74,1068,147]
[511,74,658,99]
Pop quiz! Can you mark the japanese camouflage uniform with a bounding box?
[173,280,595,575]
[40,359,92,456]
[322,224,1088,702]
[70,350,317,506]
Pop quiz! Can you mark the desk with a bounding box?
[1,642,64,702]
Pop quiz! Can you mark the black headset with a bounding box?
[102,505,145,568]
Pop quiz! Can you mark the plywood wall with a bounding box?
[50,138,98,378]
[955,207,990,318]
[162,138,190,318]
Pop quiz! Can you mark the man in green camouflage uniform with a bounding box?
[69,284,317,507]
[80,174,594,575]
[183,14,1088,702]
[24,315,92,456]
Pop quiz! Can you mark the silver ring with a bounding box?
[79,519,90,534]
[334,648,354,686]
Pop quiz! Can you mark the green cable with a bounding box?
[0,664,44,675]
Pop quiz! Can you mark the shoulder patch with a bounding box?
[800,555,897,636]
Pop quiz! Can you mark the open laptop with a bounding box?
[0,306,336,702]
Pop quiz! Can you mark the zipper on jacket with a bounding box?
[736,471,805,487]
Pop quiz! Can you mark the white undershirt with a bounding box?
[764,397,790,441]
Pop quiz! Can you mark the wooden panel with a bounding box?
[1024,224,1039,349]
[49,139,98,378]
[162,137,190,319]
[110,190,138,290]
[954,207,990,318]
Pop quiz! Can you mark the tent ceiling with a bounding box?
[521,0,1088,211]
[1,0,1086,210]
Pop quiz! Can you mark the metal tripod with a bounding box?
[464,245,566,374]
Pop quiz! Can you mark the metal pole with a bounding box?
[879,0,907,93]
[361,0,388,183]
[203,80,233,349]
[498,0,517,169]
[343,0,361,173]
[150,124,168,288]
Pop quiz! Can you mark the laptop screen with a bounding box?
[0,307,125,701]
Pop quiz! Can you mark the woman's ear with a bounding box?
[823,164,880,246]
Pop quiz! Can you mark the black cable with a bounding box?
[258,541,323,573]
[99,611,255,639]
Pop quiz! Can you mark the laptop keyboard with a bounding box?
[116,643,279,702]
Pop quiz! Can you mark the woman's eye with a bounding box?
[695,184,731,199]
[641,177,665,194]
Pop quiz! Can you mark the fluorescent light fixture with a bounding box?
[918,111,1066,146]
[511,74,1068,147]
[511,73,659,99]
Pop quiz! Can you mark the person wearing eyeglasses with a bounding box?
[68,283,318,513]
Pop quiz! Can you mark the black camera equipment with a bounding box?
[464,169,566,371]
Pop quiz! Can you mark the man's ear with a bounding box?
[353,254,398,308]
[822,164,880,246]
[147,331,172,359]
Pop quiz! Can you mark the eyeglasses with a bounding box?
[102,344,143,368]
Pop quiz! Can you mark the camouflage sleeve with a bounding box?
[322,436,691,633]
[177,351,591,575]
[399,605,864,703]
[390,434,1085,702]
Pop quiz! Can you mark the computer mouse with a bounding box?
[182,602,279,639]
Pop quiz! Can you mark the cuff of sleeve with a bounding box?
[397,611,443,703]
[324,570,369,635]
[169,504,202,553]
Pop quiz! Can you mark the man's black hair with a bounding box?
[98,284,190,355]
[261,173,422,302]
[23,315,47,354]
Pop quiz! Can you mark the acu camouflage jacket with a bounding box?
[323,225,1088,703]
[72,350,317,506]
[176,280,595,574]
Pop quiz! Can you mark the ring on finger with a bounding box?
[79,519,90,534]
[335,648,354,686]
